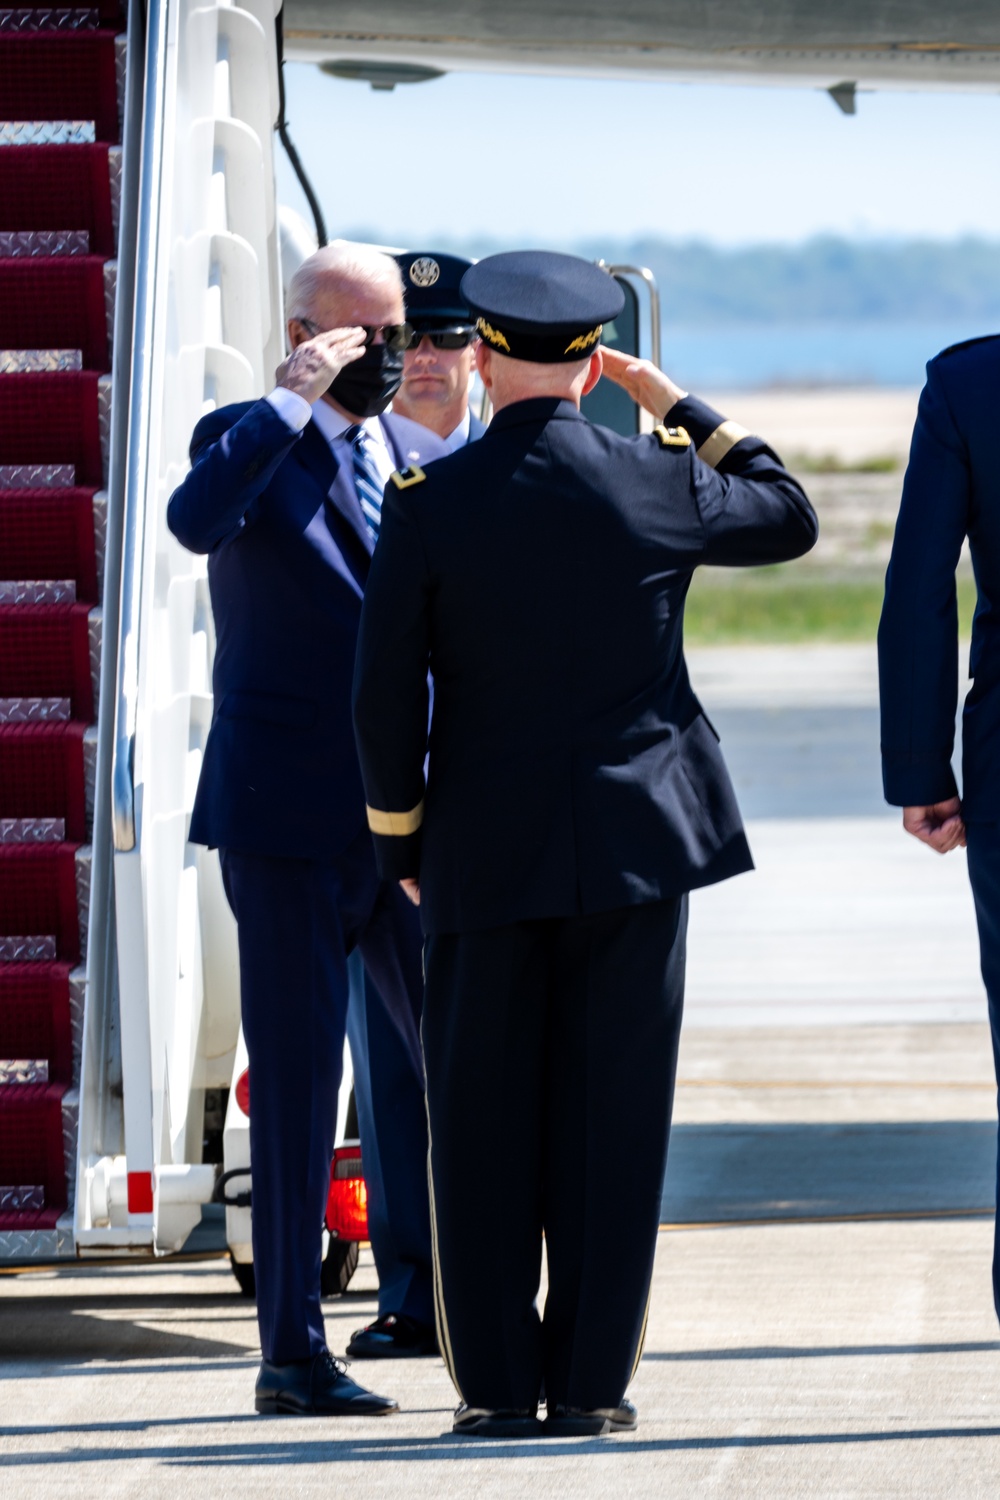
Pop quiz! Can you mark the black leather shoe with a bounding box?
[346,1312,439,1359]
[545,1399,638,1436]
[254,1350,399,1415]
[453,1403,544,1438]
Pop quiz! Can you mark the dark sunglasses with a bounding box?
[300,317,415,352]
[411,327,477,351]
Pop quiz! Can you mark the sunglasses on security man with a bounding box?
[410,327,477,351]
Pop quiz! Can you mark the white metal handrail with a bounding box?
[110,0,169,853]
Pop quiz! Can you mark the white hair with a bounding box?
[286,240,404,322]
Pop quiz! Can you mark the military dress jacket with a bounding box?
[166,396,447,860]
[353,394,818,934]
[879,334,1000,819]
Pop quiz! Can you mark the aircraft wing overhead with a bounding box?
[282,0,1000,89]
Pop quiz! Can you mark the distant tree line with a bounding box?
[360,231,1000,325]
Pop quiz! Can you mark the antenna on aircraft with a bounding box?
[828,81,858,115]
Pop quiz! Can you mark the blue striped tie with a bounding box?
[344,423,383,544]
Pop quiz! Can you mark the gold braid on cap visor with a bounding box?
[564,324,603,354]
[476,318,511,352]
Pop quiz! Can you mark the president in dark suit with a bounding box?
[353,251,819,1439]
[167,242,446,1416]
[879,333,1000,1321]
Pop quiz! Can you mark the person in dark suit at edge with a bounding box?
[353,250,819,1439]
[167,242,446,1415]
[879,332,1000,1323]
[391,250,486,449]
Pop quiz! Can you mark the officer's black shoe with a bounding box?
[254,1349,399,1416]
[452,1403,544,1438]
[545,1399,638,1436]
[346,1312,439,1359]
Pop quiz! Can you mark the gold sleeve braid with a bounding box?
[366,800,425,836]
[696,420,751,470]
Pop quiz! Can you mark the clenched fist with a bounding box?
[276,324,367,407]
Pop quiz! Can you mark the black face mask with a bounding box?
[326,342,404,419]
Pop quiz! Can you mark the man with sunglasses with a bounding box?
[167,242,446,1416]
[392,252,486,449]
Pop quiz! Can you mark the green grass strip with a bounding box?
[685,572,978,645]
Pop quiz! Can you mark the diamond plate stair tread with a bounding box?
[0,231,90,256]
[0,10,100,31]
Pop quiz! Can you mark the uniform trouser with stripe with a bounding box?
[422,896,687,1412]
[962,823,1000,1322]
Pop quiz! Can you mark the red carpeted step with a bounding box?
[0,1082,67,1228]
[0,372,103,486]
[0,31,121,143]
[0,723,87,840]
[0,488,99,602]
[0,604,94,720]
[0,843,81,962]
[0,145,115,257]
[0,961,74,1084]
[0,259,110,370]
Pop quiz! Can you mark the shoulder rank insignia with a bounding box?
[653,424,691,449]
[390,464,426,490]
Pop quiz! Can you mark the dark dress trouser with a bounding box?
[422,896,688,1413]
[963,824,1000,1320]
[220,831,426,1365]
[346,951,435,1326]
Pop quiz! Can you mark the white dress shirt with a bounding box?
[265,386,396,492]
[442,408,472,454]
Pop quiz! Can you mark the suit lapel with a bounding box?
[295,417,373,559]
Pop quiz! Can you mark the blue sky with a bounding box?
[276,63,1000,248]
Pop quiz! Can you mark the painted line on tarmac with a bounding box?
[676,1078,995,1089]
[659,1206,994,1232]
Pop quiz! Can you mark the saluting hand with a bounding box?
[902,797,967,854]
[276,324,367,406]
[400,879,420,907]
[599,346,688,422]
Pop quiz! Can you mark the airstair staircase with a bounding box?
[0,1,124,1254]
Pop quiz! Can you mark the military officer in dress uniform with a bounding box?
[391,251,486,449]
[879,333,1000,1320]
[352,250,819,1439]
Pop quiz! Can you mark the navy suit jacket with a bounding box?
[166,396,447,860]
[354,394,818,934]
[879,335,1000,818]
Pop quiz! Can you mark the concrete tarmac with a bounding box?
[4,644,999,1497]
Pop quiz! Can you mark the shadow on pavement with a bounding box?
[7,1426,1000,1467]
[663,1120,997,1222]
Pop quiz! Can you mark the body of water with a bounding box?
[662,320,997,389]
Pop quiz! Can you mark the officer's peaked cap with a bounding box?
[461,250,625,364]
[395,251,474,329]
